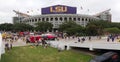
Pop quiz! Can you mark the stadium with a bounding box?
[13,5,111,28]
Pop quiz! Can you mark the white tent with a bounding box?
[0,33,5,59]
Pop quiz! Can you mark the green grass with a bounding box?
[0,46,92,62]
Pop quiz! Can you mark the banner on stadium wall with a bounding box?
[41,5,76,14]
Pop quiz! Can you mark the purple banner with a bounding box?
[41,5,76,14]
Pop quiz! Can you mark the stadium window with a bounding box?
[39,18,41,21]
[60,17,62,21]
[78,18,80,21]
[55,17,58,21]
[82,18,84,21]
[35,19,37,22]
[46,18,49,21]
[73,18,76,21]
[50,18,53,21]
[85,18,88,21]
[42,18,44,21]
[69,17,72,21]
[64,17,67,21]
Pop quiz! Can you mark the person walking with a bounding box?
[41,38,45,47]
[112,36,115,42]
[5,41,9,51]
[88,36,91,41]
[81,37,85,43]
[78,37,80,42]
[107,37,110,42]
[10,40,13,49]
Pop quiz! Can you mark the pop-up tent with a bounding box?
[0,33,5,59]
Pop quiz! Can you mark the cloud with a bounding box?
[0,0,120,24]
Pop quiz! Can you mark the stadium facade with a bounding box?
[13,5,111,28]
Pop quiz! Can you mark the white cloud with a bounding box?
[0,0,120,24]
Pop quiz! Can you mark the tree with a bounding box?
[86,20,120,36]
[87,20,120,29]
[0,23,13,31]
[13,23,33,31]
[86,24,98,36]
[35,22,53,32]
[59,21,85,36]
[104,27,120,34]
[59,21,79,31]
[109,22,120,29]
[65,26,85,36]
[86,20,113,36]
[87,20,110,28]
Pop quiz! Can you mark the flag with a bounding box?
[81,6,83,10]
[27,11,29,13]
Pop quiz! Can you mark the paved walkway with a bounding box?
[4,36,120,51]
[49,36,120,51]
[12,39,26,47]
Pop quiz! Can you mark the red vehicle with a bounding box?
[41,34,57,40]
[28,34,57,43]
[29,35,42,43]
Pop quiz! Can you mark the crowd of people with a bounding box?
[107,34,120,42]
[1,31,57,50]
[1,31,120,52]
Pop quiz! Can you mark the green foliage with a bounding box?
[0,23,13,31]
[86,20,120,35]
[86,24,99,36]
[59,21,78,31]
[59,21,85,36]
[35,21,53,32]
[65,26,85,36]
[104,27,120,34]
[0,20,119,36]
[13,23,33,31]
[87,20,120,29]
[87,20,110,28]
[109,22,120,29]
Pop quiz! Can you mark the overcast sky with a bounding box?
[0,0,120,23]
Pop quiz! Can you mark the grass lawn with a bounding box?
[0,46,92,62]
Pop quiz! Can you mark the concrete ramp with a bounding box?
[70,40,120,51]
[49,37,120,51]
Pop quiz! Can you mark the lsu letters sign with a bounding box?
[41,5,76,14]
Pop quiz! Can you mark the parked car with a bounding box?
[41,33,57,40]
[28,34,57,43]
[90,51,120,62]
[29,35,42,43]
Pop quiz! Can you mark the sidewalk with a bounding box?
[49,37,120,51]
[12,39,26,47]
